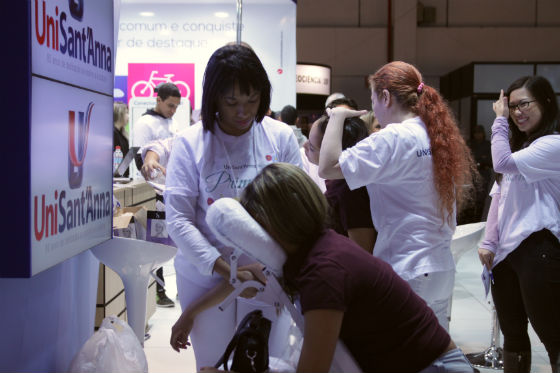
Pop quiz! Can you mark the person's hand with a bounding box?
[493,89,509,118]
[238,262,266,284]
[478,248,495,270]
[236,263,266,298]
[326,106,368,120]
[141,158,166,180]
[170,313,193,352]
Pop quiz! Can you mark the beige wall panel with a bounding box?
[331,75,373,110]
[448,0,536,27]
[393,0,417,63]
[333,28,388,74]
[296,27,338,65]
[297,0,360,27]
[537,0,560,26]
[298,27,387,75]
[417,0,448,26]
[359,0,389,26]
[416,27,560,76]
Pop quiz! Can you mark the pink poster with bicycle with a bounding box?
[127,63,195,110]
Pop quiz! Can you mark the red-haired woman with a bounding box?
[319,61,476,331]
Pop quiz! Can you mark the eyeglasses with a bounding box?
[508,100,536,113]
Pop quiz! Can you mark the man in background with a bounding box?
[133,82,181,308]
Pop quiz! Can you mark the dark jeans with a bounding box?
[491,229,560,368]
[156,267,165,294]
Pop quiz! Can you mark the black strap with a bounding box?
[214,333,239,371]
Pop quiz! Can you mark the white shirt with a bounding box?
[339,116,455,281]
[133,110,174,147]
[164,117,302,281]
[141,136,174,167]
[491,134,560,267]
[300,147,326,193]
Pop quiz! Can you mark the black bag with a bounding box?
[215,310,272,373]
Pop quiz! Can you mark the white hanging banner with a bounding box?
[115,0,297,111]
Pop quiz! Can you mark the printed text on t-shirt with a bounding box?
[416,148,432,157]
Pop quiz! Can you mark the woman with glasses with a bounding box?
[478,75,560,373]
[319,61,477,332]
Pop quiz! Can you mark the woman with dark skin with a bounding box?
[165,44,301,369]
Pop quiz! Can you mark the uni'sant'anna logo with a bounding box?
[68,0,84,21]
[68,102,93,189]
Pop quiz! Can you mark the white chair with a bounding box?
[450,222,486,264]
[447,222,487,326]
[450,223,504,369]
[90,237,177,345]
[205,198,362,373]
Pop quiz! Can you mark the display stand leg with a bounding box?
[466,304,504,370]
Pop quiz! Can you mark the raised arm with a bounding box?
[491,90,519,174]
[319,107,367,179]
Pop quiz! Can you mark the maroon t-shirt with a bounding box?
[294,230,450,373]
[324,179,374,236]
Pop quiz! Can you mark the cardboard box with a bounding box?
[113,206,147,240]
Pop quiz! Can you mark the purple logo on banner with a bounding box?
[68,102,93,189]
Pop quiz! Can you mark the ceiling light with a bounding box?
[214,12,229,18]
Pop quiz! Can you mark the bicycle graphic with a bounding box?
[131,70,191,99]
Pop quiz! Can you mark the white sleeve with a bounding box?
[512,135,560,183]
[164,136,221,276]
[165,194,221,276]
[141,137,173,167]
[133,118,152,147]
[280,131,304,168]
[339,132,396,190]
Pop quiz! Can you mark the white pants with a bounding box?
[407,269,455,332]
[176,269,292,370]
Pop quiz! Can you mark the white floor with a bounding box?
[143,248,552,373]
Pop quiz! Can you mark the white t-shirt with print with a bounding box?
[339,116,455,281]
[491,134,560,267]
[164,116,302,283]
[133,111,174,147]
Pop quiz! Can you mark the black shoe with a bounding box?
[156,293,175,307]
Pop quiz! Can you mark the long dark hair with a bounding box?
[201,44,271,133]
[506,75,559,151]
[316,114,369,150]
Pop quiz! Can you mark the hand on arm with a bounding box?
[297,309,344,373]
[213,258,266,299]
[318,107,367,180]
[141,150,166,180]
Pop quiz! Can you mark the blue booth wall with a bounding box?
[0,250,99,372]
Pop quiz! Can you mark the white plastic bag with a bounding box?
[68,316,148,373]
